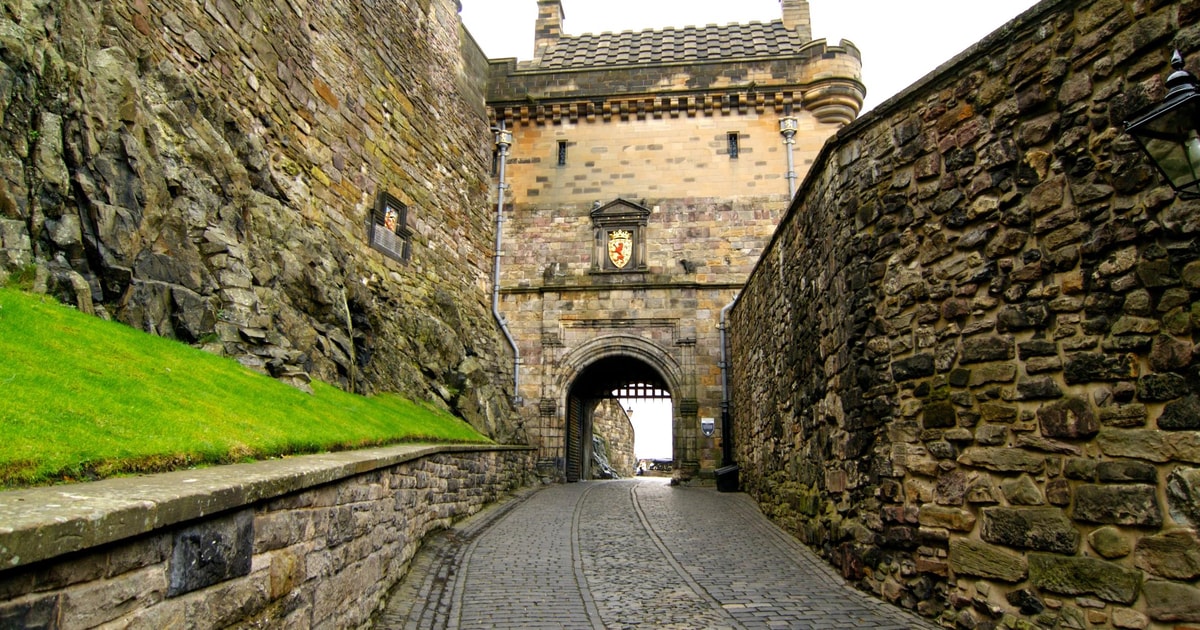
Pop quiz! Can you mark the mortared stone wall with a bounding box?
[730,0,1200,627]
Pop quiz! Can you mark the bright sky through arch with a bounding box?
[622,398,673,460]
[460,0,1042,114]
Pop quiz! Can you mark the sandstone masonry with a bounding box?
[490,0,863,479]
[730,0,1200,627]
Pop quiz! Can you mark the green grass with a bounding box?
[0,287,491,488]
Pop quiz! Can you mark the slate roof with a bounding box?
[536,20,808,69]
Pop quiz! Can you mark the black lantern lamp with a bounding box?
[1125,50,1200,198]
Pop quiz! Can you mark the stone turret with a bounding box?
[781,0,811,41]
[534,0,564,62]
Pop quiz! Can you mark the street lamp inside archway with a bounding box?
[1125,50,1200,198]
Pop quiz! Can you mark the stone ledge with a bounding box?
[502,281,744,295]
[0,443,532,571]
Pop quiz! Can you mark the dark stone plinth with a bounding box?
[168,509,254,597]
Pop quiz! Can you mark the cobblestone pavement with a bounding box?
[375,479,938,629]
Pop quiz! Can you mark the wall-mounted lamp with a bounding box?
[779,116,799,137]
[1125,50,1200,198]
[779,115,799,198]
[495,128,514,151]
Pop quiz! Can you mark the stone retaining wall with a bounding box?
[730,0,1200,627]
[0,445,535,629]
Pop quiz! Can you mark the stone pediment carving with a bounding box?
[590,198,651,224]
[590,198,650,272]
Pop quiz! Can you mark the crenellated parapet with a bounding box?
[798,40,866,126]
[489,85,856,127]
[487,31,864,128]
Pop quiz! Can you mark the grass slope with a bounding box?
[0,288,490,488]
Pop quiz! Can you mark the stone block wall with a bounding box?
[730,0,1200,627]
[500,183,794,473]
[506,284,737,473]
[502,112,829,205]
[0,445,535,629]
[503,196,786,285]
[0,0,521,440]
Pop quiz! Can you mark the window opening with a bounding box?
[727,132,740,159]
[557,140,568,166]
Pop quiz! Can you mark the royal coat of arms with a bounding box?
[607,230,633,269]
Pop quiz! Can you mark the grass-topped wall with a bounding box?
[0,288,490,487]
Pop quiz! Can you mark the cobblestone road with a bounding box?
[375,479,937,629]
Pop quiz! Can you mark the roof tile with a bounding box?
[537,20,807,69]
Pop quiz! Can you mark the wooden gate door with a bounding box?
[566,394,582,482]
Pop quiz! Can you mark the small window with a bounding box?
[557,140,568,166]
[727,133,739,159]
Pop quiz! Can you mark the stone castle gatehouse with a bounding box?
[487,0,864,480]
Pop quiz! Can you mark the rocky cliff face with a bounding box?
[732,0,1200,627]
[0,0,522,442]
[592,398,635,478]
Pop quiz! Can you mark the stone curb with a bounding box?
[0,443,533,571]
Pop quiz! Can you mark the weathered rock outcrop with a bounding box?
[0,0,522,441]
[592,397,636,478]
[731,0,1200,627]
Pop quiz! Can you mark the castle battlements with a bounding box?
[488,1,863,129]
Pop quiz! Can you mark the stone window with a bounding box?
[557,140,568,166]
[727,132,740,159]
[590,198,650,273]
[368,191,412,264]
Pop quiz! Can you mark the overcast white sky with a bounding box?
[461,0,1042,114]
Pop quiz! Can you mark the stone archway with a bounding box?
[556,336,686,482]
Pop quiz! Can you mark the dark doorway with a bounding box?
[565,355,671,482]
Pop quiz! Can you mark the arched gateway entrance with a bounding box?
[565,357,671,482]
[556,336,690,483]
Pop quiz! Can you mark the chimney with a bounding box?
[780,0,812,41]
[534,0,565,61]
